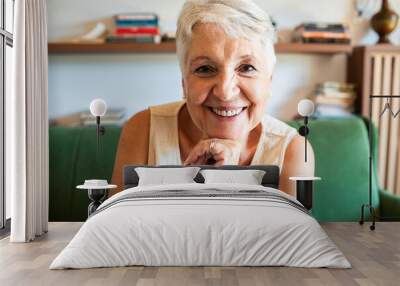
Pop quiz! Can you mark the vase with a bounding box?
[371,0,399,44]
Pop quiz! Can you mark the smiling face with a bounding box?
[182,23,273,141]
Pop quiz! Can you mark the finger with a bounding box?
[184,146,203,165]
[211,142,241,165]
[194,154,208,165]
[209,145,230,163]
[184,145,209,165]
[184,152,198,165]
[212,151,225,162]
[184,154,200,166]
[212,151,230,166]
[188,153,204,166]
[209,141,229,156]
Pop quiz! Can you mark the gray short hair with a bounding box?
[176,0,277,75]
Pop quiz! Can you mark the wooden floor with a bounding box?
[0,222,399,286]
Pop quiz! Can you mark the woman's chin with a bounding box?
[205,129,244,141]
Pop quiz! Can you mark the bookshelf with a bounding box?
[48,41,353,55]
[48,41,176,54]
[275,43,352,54]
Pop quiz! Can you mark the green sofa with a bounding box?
[49,116,400,222]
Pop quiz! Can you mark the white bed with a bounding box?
[50,183,351,269]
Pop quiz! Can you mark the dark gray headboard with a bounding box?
[123,165,280,189]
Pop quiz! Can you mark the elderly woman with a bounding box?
[111,0,314,197]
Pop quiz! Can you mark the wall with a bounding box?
[47,0,400,121]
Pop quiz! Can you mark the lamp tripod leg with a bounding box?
[359,204,365,225]
[369,205,376,231]
[359,204,376,230]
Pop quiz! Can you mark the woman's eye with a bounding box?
[194,65,215,74]
[238,64,256,73]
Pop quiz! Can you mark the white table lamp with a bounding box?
[90,99,107,159]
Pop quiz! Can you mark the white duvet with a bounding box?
[50,183,351,269]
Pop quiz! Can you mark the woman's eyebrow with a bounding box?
[189,56,212,65]
[189,54,258,67]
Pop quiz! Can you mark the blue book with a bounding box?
[115,19,159,27]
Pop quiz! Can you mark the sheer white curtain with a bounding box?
[8,0,49,242]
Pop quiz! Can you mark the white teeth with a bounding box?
[211,107,244,117]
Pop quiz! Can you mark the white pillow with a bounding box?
[135,167,201,186]
[200,169,266,185]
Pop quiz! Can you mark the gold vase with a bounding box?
[371,0,399,44]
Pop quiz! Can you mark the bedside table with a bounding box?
[289,177,321,210]
[77,180,117,217]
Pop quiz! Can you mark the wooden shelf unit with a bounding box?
[48,41,353,55]
[347,44,400,196]
[275,42,352,54]
[48,41,176,54]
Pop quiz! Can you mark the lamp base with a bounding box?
[359,204,376,231]
[296,180,313,210]
[88,189,108,217]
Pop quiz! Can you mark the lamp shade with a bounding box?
[89,99,107,117]
[298,99,315,117]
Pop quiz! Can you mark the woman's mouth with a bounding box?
[210,107,246,117]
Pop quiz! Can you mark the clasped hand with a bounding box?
[183,138,241,166]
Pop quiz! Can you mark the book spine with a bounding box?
[303,26,345,33]
[302,37,351,44]
[301,31,350,39]
[115,19,159,27]
[315,93,356,100]
[295,25,346,32]
[109,33,160,39]
[115,27,159,35]
[317,82,355,88]
[316,105,354,113]
[314,96,355,106]
[106,35,161,43]
[301,23,346,31]
[115,14,158,21]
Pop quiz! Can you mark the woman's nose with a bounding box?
[212,71,240,101]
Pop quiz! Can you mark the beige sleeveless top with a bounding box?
[148,101,298,173]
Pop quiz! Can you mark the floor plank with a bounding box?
[0,222,399,286]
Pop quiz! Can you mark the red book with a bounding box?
[115,27,159,35]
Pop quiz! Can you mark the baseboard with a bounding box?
[0,218,11,239]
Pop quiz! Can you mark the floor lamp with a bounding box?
[76,99,116,217]
[359,94,400,230]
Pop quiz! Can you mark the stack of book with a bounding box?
[293,22,351,44]
[50,109,125,127]
[106,13,161,44]
[313,82,356,117]
[81,109,125,126]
